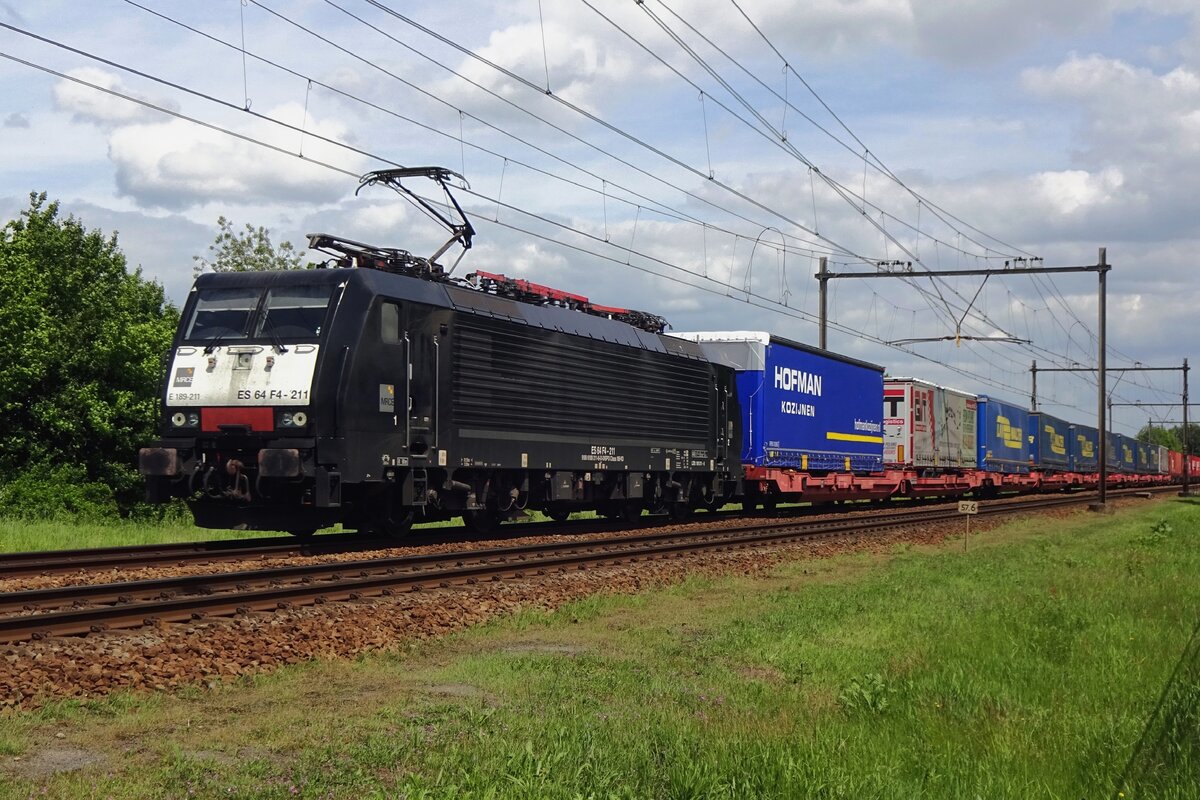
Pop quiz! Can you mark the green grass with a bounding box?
[0,517,265,553]
[0,499,1197,798]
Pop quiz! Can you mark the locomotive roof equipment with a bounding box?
[356,166,475,272]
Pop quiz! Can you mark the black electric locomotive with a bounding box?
[140,182,742,535]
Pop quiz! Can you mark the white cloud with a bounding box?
[1032,167,1124,214]
[107,103,364,210]
[52,67,173,126]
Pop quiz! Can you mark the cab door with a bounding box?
[374,300,410,470]
[401,304,444,468]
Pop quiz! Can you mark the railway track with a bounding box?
[0,511,733,579]
[0,485,1170,580]
[0,486,1173,643]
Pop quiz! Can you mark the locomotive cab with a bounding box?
[140,269,355,533]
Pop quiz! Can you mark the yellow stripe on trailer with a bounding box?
[826,431,884,444]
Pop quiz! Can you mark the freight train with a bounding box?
[138,170,1192,535]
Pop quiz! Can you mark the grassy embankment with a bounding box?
[0,498,1197,798]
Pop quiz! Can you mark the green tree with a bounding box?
[1172,423,1200,456]
[192,216,306,275]
[0,192,178,516]
[1137,425,1181,451]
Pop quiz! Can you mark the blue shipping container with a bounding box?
[1107,433,1137,473]
[1069,424,1099,472]
[1105,432,1122,471]
[1135,440,1152,473]
[977,396,1033,473]
[673,333,884,472]
[1030,411,1070,470]
[1121,435,1138,472]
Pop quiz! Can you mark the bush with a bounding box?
[0,463,121,522]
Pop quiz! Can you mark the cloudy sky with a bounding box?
[2,0,1197,434]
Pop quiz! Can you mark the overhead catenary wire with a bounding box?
[268,0,1088,380]
[633,0,1139,384]
[715,0,1169,393]
[0,22,1099,410]
[344,0,1073,381]
[315,0,877,263]
[117,0,842,264]
[582,0,1101,382]
[0,43,1094,408]
[5,9,1170,426]
[676,3,1161,398]
[250,0,860,262]
[723,0,1039,260]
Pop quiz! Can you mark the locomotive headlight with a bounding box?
[278,409,309,428]
[170,411,200,428]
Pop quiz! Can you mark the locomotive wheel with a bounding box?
[464,509,501,534]
[380,510,415,538]
[667,502,693,521]
[618,503,642,524]
[288,529,316,538]
[546,508,571,522]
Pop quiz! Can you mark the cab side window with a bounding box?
[381,302,401,343]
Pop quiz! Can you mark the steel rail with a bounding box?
[0,534,385,578]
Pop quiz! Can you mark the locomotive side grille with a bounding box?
[452,317,713,443]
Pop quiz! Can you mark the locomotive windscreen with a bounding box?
[452,316,714,443]
[183,284,336,343]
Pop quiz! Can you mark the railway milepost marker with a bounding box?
[958,500,979,550]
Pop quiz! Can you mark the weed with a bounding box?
[838,672,894,714]
[1135,519,1175,548]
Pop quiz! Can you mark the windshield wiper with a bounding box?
[261,318,289,354]
[203,332,226,355]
